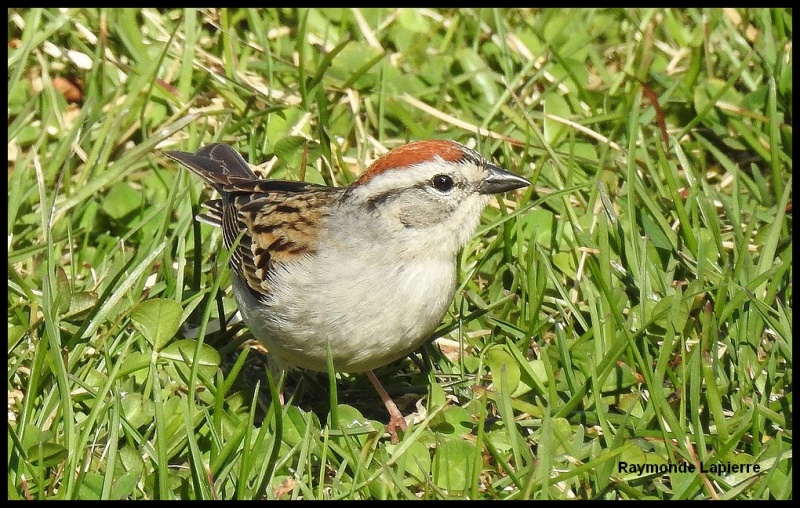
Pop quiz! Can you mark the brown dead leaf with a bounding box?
[273,477,298,498]
[52,76,84,103]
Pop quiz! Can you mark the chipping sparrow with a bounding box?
[165,140,529,441]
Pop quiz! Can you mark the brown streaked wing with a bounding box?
[223,187,343,300]
[166,144,343,300]
[220,197,264,296]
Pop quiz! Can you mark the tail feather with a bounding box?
[164,143,257,190]
[196,199,223,227]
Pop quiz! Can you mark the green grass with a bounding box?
[7,8,792,500]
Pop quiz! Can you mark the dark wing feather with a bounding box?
[165,144,341,300]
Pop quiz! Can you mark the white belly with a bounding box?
[232,251,456,372]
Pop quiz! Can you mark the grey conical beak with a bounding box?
[478,164,530,195]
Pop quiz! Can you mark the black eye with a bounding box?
[430,174,454,193]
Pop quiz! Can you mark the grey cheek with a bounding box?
[397,195,459,229]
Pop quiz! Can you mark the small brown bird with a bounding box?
[166,141,529,441]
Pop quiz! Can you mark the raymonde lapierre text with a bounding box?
[619,461,760,476]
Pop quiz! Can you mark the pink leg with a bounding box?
[366,370,407,443]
